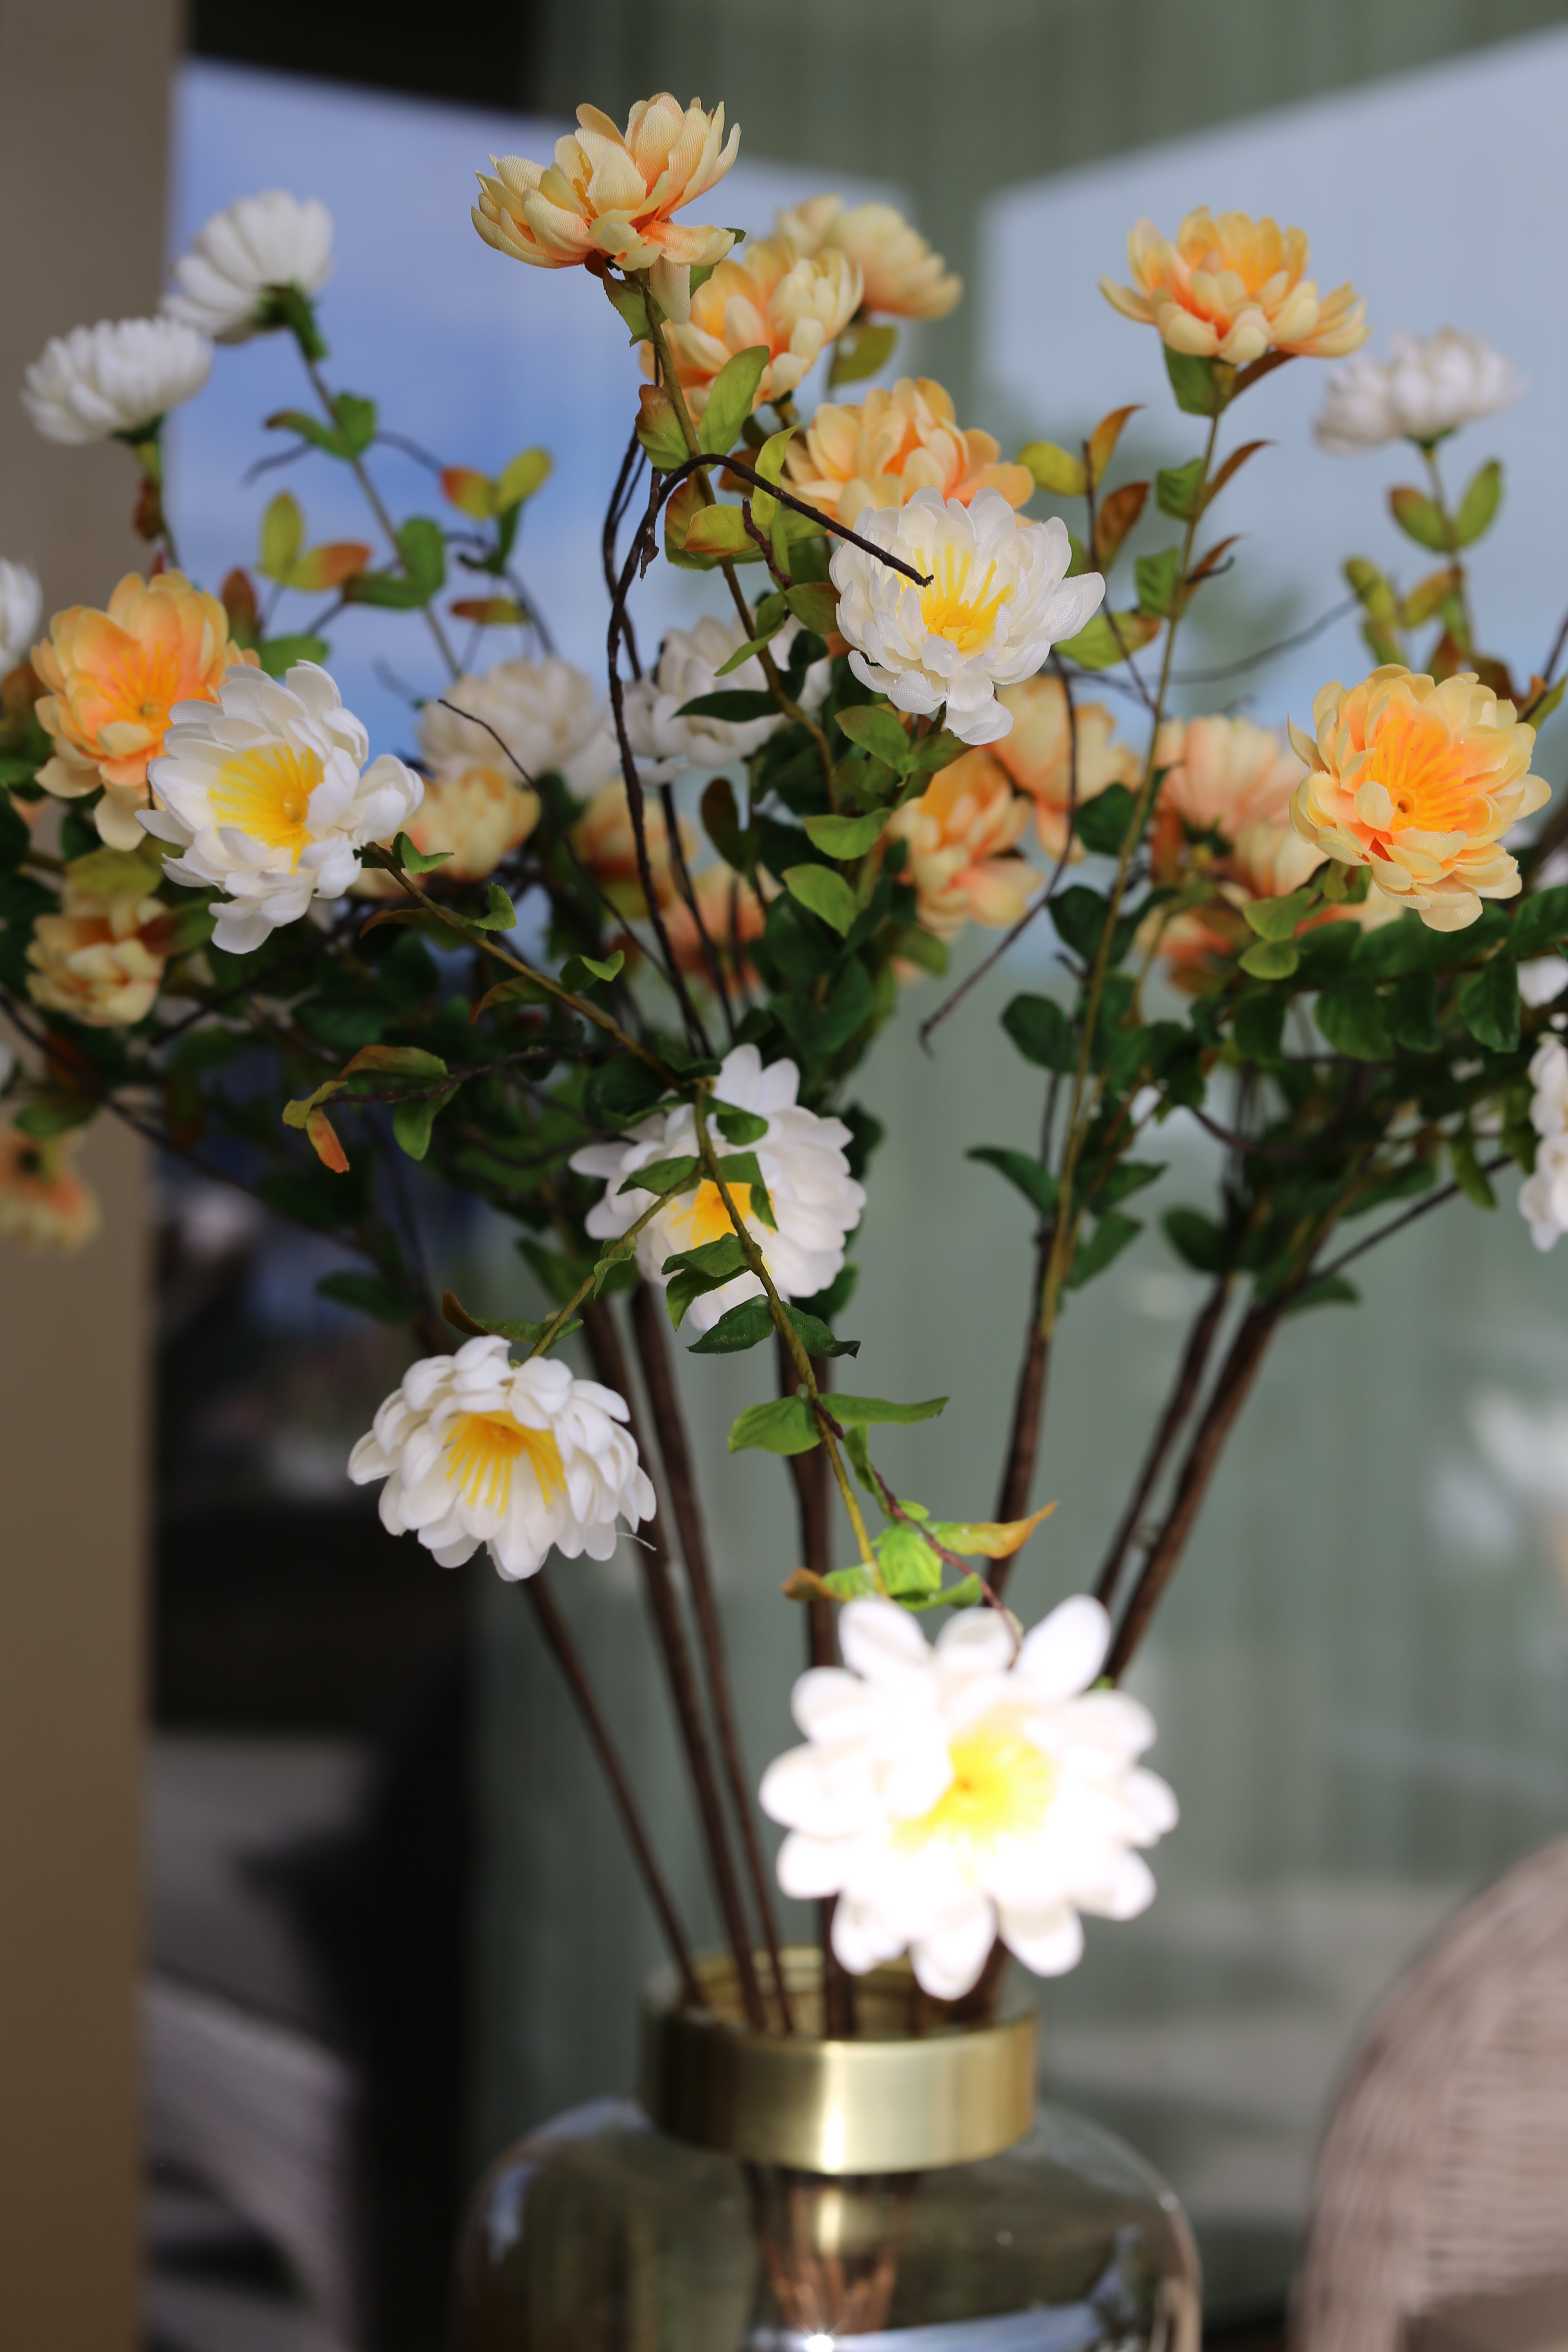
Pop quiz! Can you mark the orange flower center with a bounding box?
[662,1178,756,1249]
[919,546,1013,655]
[445,1410,565,1515]
[1362,706,1489,840]
[209,744,324,862]
[894,1723,1056,1855]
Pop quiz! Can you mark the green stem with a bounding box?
[523,1187,670,1361]
[1422,442,1475,652]
[1038,407,1223,1339]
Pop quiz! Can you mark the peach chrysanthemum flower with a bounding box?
[777,195,961,321]
[473,96,740,320]
[1289,666,1550,932]
[883,752,1035,943]
[0,1121,100,1254]
[1101,209,1368,367]
[991,674,1141,860]
[1142,715,1321,980]
[784,377,1033,530]
[32,571,257,850]
[353,766,539,901]
[570,777,694,919]
[652,236,862,415]
[27,878,170,1027]
[664,864,771,987]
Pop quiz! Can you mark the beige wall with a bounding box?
[0,0,178,2342]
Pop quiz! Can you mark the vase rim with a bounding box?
[639,1947,1037,2174]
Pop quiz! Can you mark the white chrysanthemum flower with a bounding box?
[348,1336,655,1580]
[419,654,602,786]
[143,662,422,953]
[1520,1038,1568,1252]
[0,559,42,673]
[622,615,830,782]
[569,1042,864,1335]
[830,488,1105,748]
[164,191,334,343]
[1314,330,1523,455]
[1518,956,1568,1010]
[21,317,212,445]
[760,1594,1177,1999]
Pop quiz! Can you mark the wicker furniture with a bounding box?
[1296,1839,1568,2350]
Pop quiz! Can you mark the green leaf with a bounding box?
[1096,1159,1165,1209]
[1387,971,1441,1052]
[1134,546,1184,620]
[835,704,912,770]
[1002,993,1077,1072]
[829,321,898,388]
[618,1153,700,1197]
[1017,440,1087,498]
[1243,889,1318,942]
[13,1095,97,1138]
[496,446,552,510]
[1316,979,1393,1060]
[786,581,838,634]
[385,830,452,876]
[560,949,624,991]
[699,346,769,455]
[257,633,330,678]
[1283,1273,1359,1317]
[728,1393,820,1454]
[391,1094,443,1160]
[746,429,794,532]
[1164,1206,1223,1272]
[1156,456,1207,520]
[259,491,304,580]
[676,689,777,722]
[662,1232,750,1327]
[803,809,887,859]
[784,864,858,936]
[471,882,517,931]
[1055,610,1161,670]
[1510,886,1568,958]
[333,393,377,456]
[831,1394,947,1426]
[1450,1128,1498,1208]
[690,1296,774,1353]
[1528,677,1567,726]
[398,516,446,597]
[886,925,947,976]
[587,1054,670,1126]
[265,406,350,456]
[445,1289,577,1346]
[783,1305,859,1359]
[1065,1211,1141,1289]
[1459,951,1520,1053]
[1388,486,1450,553]
[967,1146,1059,1221]
[315,1271,412,1323]
[1454,459,1502,548]
[602,276,652,343]
[1073,783,1136,856]
[713,1100,768,1145]
[1163,347,1225,416]
[877,1523,942,1597]
[1237,937,1301,980]
[1233,990,1286,1064]
[715,597,788,673]
[1051,885,1109,962]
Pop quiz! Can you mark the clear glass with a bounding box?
[452,2096,1200,2350]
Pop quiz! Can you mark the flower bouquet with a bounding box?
[5,97,1566,2344]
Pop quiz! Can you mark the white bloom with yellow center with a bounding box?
[22,317,212,445]
[419,654,603,786]
[623,614,829,781]
[0,559,42,673]
[165,192,334,343]
[830,489,1104,748]
[143,662,422,953]
[1314,330,1522,455]
[569,1043,864,1335]
[761,1594,1176,1999]
[349,1336,655,1580]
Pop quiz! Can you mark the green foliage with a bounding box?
[1074,784,1136,856]
[699,347,769,455]
[1163,347,1225,416]
[1459,952,1520,1053]
[967,1146,1058,1221]
[1156,456,1206,519]
[1002,993,1077,1072]
[1134,546,1184,619]
[1454,460,1503,547]
[1388,486,1449,552]
[728,1394,820,1454]
[783,864,858,937]
[829,322,898,388]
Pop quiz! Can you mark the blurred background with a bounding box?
[6,2,1568,2348]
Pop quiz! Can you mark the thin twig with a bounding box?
[1093,1274,1232,1614]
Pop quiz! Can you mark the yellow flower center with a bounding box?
[661,1178,756,1249]
[209,743,325,862]
[1360,703,1496,844]
[894,1721,1056,1856]
[445,1410,566,1516]
[918,545,1013,655]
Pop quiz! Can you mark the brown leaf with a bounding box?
[782,1568,833,1602]
[938,1501,1058,1559]
[1092,481,1147,570]
[1186,534,1241,586]
[305,1107,349,1174]
[1204,439,1272,506]
[1086,404,1141,488]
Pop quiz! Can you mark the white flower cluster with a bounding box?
[624,615,829,781]
[1519,1037,1568,1252]
[350,1336,655,1580]
[144,662,422,952]
[1314,329,1521,454]
[165,191,334,343]
[570,1042,864,1334]
[22,317,212,445]
[0,559,42,673]
[761,1594,1176,1999]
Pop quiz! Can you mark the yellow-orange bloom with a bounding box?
[1289,667,1549,932]
[653,236,862,414]
[570,777,694,918]
[1101,209,1368,366]
[883,753,1034,943]
[27,881,170,1027]
[32,571,256,850]
[473,96,740,316]
[777,195,961,321]
[0,1121,100,1253]
[991,674,1141,860]
[354,766,539,900]
[664,864,770,987]
[1150,713,1305,873]
[784,377,1033,530]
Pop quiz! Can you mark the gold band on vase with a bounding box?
[639,1948,1037,2175]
